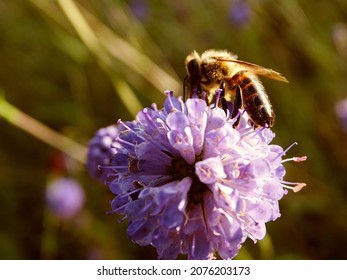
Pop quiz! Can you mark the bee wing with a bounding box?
[217,58,289,83]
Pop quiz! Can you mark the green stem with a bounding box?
[0,93,87,164]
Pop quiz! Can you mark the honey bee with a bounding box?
[184,49,289,127]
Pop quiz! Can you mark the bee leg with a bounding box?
[232,86,243,127]
[217,81,225,108]
[196,81,202,99]
[219,81,234,116]
[183,75,202,100]
[183,75,189,100]
[219,81,226,95]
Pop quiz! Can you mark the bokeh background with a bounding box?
[1,0,347,260]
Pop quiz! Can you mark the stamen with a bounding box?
[117,137,135,147]
[106,189,142,214]
[106,208,118,215]
[282,156,307,163]
[151,102,158,111]
[165,90,177,109]
[164,90,174,97]
[281,180,303,185]
[293,156,307,162]
[282,142,298,156]
[281,182,307,192]
[232,108,245,122]
[238,124,259,140]
[214,88,223,108]
[98,164,128,171]
[106,189,140,215]
[292,183,307,192]
[117,119,133,131]
[271,142,304,163]
[117,216,128,222]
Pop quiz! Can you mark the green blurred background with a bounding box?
[1,0,347,260]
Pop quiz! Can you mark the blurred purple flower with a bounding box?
[229,0,251,28]
[86,124,120,182]
[46,177,85,218]
[103,91,306,259]
[335,98,347,131]
[129,0,149,21]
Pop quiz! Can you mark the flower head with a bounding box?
[46,177,85,219]
[101,91,306,259]
[86,124,120,182]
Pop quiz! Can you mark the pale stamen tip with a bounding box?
[293,183,307,192]
[294,156,307,162]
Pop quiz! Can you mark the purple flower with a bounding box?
[104,91,306,259]
[129,0,149,21]
[46,177,85,218]
[229,0,251,28]
[86,124,120,182]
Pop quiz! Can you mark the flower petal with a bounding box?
[195,156,227,184]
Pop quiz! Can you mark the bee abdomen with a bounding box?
[232,71,275,127]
